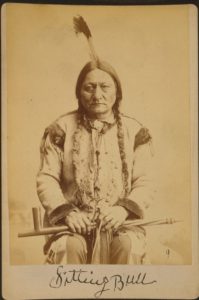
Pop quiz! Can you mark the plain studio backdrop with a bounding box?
[3,3,194,264]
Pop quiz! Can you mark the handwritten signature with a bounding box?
[49,265,157,298]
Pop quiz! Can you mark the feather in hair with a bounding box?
[73,15,99,63]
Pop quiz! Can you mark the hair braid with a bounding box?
[113,107,130,198]
[72,110,84,186]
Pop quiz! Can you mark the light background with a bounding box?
[4,3,193,265]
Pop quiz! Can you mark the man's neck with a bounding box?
[86,111,114,122]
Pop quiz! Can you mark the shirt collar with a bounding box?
[87,112,115,125]
[83,112,116,133]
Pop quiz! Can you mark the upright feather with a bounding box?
[73,15,99,63]
[73,15,92,38]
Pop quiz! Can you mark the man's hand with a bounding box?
[99,205,129,231]
[65,210,95,235]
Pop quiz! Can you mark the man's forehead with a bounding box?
[83,69,115,83]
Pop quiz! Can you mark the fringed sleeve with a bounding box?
[117,126,155,219]
[36,122,73,225]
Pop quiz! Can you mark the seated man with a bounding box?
[36,60,154,264]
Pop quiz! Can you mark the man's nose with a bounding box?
[93,85,102,100]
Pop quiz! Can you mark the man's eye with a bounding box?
[101,85,110,91]
[84,85,94,92]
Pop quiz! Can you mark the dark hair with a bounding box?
[75,60,122,113]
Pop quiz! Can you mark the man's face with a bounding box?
[80,69,117,118]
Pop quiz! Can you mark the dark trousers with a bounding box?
[45,229,146,264]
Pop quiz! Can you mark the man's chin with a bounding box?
[89,106,108,114]
[85,108,111,119]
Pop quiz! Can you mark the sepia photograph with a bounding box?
[2,2,198,299]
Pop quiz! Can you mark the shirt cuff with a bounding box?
[116,198,144,219]
[48,203,79,225]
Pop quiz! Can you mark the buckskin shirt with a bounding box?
[36,110,154,264]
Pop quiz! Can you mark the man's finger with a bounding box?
[112,220,120,231]
[67,221,76,233]
[99,208,110,219]
[72,220,82,234]
[104,219,115,230]
[77,217,87,234]
[81,214,91,226]
[102,214,114,226]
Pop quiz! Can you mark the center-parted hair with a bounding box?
[75,60,122,113]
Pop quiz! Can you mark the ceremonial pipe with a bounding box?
[18,226,72,237]
[18,207,182,238]
[18,207,71,237]
[32,207,41,231]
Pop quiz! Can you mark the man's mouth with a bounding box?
[90,103,106,106]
